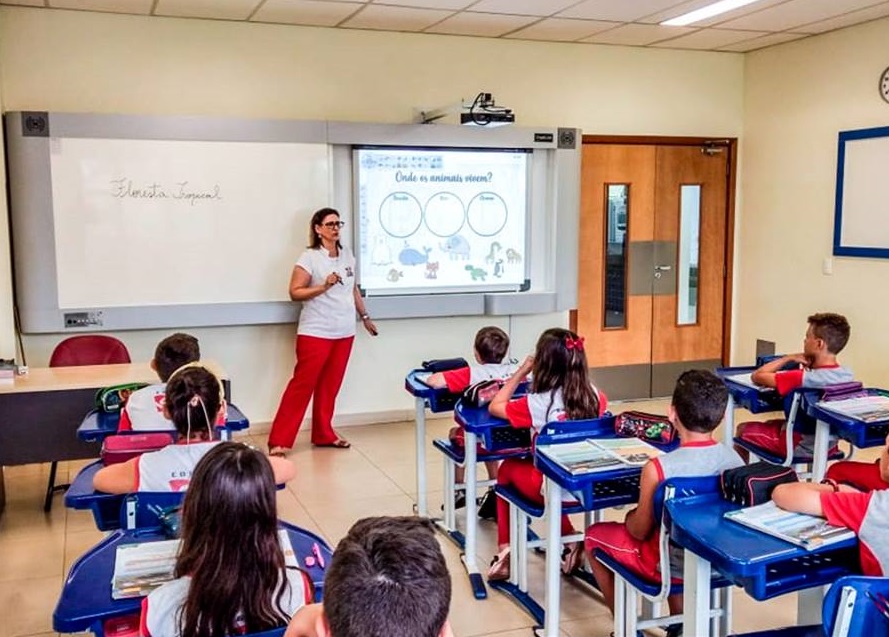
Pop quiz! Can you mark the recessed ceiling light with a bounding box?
[661,0,764,27]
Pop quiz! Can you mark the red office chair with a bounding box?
[46,335,131,511]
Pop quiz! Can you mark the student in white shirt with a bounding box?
[141,442,311,637]
[268,208,378,456]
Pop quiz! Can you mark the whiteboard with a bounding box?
[834,126,889,258]
[354,147,529,295]
[49,138,330,308]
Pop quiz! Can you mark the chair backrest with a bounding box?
[49,335,131,367]
[120,491,186,532]
[536,413,616,446]
[822,575,889,637]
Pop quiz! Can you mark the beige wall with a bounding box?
[738,16,889,386]
[0,6,744,424]
[0,9,13,361]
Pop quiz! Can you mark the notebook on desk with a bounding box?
[539,438,661,475]
[817,394,889,423]
[724,501,855,550]
[724,373,770,391]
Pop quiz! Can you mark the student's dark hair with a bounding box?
[531,328,599,421]
[807,312,850,355]
[164,365,221,440]
[308,207,342,251]
[671,369,728,433]
[176,442,307,636]
[475,326,510,364]
[153,332,200,382]
[324,516,451,637]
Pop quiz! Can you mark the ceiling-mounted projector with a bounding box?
[418,92,515,127]
[460,110,515,127]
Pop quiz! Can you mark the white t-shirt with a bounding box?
[295,246,357,339]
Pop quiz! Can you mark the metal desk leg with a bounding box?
[543,477,563,637]
[797,587,824,625]
[723,395,736,448]
[682,549,712,637]
[811,419,830,483]
[415,397,428,517]
[462,430,486,599]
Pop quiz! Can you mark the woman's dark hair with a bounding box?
[531,328,599,421]
[176,442,297,636]
[165,365,221,440]
[308,207,342,251]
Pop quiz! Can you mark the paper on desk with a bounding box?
[817,394,889,423]
[724,373,769,390]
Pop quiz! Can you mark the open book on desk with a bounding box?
[817,394,889,423]
[724,373,771,391]
[538,438,662,475]
[724,501,855,550]
[112,530,297,599]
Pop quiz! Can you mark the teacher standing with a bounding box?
[268,208,378,455]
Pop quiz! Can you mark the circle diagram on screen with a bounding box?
[423,192,465,237]
[467,192,508,237]
[379,192,422,238]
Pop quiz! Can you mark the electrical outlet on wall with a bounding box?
[822,257,834,276]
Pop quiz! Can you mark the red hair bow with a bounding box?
[565,336,585,351]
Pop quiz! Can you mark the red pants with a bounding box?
[268,335,354,448]
[826,459,889,492]
[496,457,575,546]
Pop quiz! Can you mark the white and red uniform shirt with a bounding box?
[774,364,854,396]
[119,384,175,432]
[821,489,889,576]
[140,567,310,636]
[504,386,608,434]
[295,247,357,339]
[442,362,518,393]
[135,441,219,492]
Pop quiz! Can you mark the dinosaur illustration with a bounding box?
[493,259,504,278]
[398,245,431,266]
[464,265,487,281]
[484,241,502,265]
[425,261,439,279]
[386,269,404,282]
[505,248,522,264]
[440,235,471,260]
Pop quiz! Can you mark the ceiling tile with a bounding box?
[716,0,888,33]
[559,0,692,22]
[640,0,788,26]
[1,0,46,6]
[425,11,538,36]
[252,0,363,26]
[505,17,617,41]
[799,1,889,34]
[376,0,475,9]
[468,0,579,17]
[656,27,768,49]
[341,4,453,30]
[154,0,260,20]
[581,22,693,45]
[49,0,152,13]
[716,30,808,51]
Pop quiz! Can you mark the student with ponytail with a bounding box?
[93,365,295,494]
[141,442,312,636]
[486,328,607,581]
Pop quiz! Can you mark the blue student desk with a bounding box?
[404,370,462,517]
[715,366,783,447]
[77,403,251,443]
[53,521,332,635]
[667,493,860,636]
[806,388,889,449]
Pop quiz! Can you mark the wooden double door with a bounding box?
[573,140,735,400]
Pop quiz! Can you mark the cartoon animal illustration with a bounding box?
[386,269,404,282]
[464,265,487,281]
[425,261,439,279]
[398,245,431,266]
[440,235,471,260]
[493,259,504,278]
[506,248,522,264]
[371,237,392,266]
[484,241,502,265]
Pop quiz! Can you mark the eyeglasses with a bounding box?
[321,221,346,229]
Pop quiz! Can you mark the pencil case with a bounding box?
[95,382,150,413]
[103,615,140,637]
[462,379,502,408]
[422,357,469,373]
[720,462,798,506]
[614,410,676,444]
[101,433,175,465]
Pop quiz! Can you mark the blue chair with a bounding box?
[729,575,889,637]
[595,476,734,637]
[734,388,844,470]
[120,491,185,532]
[98,614,288,637]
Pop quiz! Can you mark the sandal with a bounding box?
[560,541,585,575]
[487,547,511,581]
[268,446,289,458]
[314,438,351,449]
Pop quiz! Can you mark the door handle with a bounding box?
[654,265,672,271]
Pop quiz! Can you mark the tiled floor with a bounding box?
[0,402,872,637]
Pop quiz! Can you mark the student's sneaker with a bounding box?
[560,541,585,575]
[477,488,498,521]
[440,492,467,512]
[487,547,511,581]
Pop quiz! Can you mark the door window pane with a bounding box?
[678,185,701,325]
[604,184,628,329]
